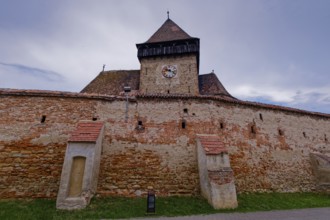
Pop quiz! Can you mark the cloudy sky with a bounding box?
[1,0,329,113]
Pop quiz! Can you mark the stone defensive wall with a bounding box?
[0,89,329,198]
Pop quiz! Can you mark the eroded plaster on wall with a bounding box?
[0,94,329,198]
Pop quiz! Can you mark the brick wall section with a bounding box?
[0,95,97,198]
[0,91,330,198]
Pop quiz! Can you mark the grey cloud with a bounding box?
[291,91,329,103]
[0,62,64,82]
[322,96,330,103]
[279,91,330,114]
[235,89,330,114]
[0,0,329,114]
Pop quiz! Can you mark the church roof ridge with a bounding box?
[198,72,236,99]
[81,69,140,95]
[145,18,195,43]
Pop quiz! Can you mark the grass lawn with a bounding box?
[0,193,329,219]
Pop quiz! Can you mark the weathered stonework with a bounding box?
[0,95,96,198]
[1,91,329,199]
[197,134,238,209]
[139,55,199,95]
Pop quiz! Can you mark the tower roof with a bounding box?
[145,18,194,43]
[136,18,200,64]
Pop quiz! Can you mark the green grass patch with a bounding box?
[0,193,329,219]
[236,192,330,212]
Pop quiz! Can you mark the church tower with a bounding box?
[136,17,200,95]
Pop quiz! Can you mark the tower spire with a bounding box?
[167,10,169,19]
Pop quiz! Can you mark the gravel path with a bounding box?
[122,207,330,220]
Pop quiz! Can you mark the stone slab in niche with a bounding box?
[56,121,104,210]
[310,153,330,190]
[196,134,238,209]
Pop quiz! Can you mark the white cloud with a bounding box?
[231,83,330,113]
[232,85,295,103]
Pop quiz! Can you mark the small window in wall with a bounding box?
[183,108,188,114]
[220,122,224,129]
[259,113,263,121]
[325,134,328,142]
[278,129,284,136]
[145,68,148,75]
[188,86,191,93]
[137,120,144,130]
[182,120,186,129]
[41,115,46,123]
[167,90,170,94]
[251,125,256,134]
[92,117,97,121]
[303,132,307,138]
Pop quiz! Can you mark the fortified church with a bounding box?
[0,17,329,210]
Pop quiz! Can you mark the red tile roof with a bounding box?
[69,122,104,142]
[146,19,193,43]
[197,135,227,155]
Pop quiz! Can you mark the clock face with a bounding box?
[161,65,177,78]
